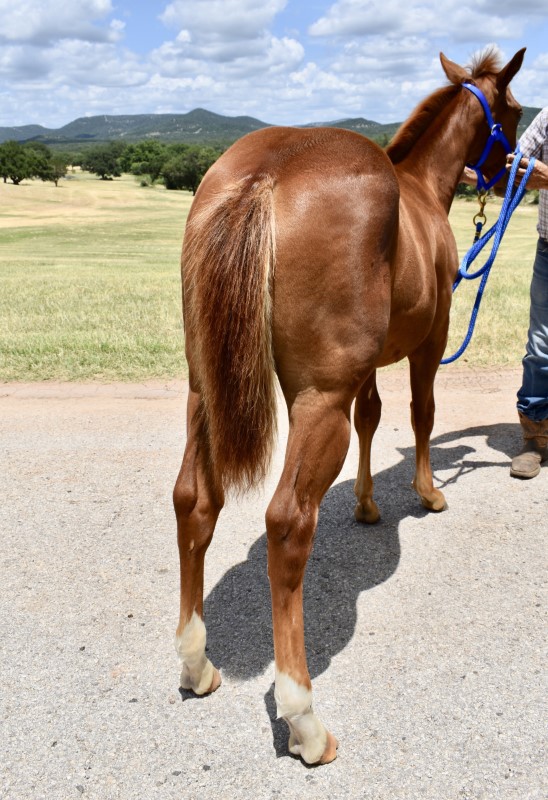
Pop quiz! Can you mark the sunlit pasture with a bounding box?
[0,170,537,381]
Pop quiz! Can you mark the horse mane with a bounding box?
[386,47,503,164]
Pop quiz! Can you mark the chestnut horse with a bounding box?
[174,49,524,764]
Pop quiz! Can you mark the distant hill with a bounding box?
[302,116,401,139]
[0,109,271,146]
[0,105,540,147]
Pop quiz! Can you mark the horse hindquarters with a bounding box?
[176,128,399,764]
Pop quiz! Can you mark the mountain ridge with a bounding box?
[0,106,541,147]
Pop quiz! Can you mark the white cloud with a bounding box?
[0,37,147,89]
[332,37,433,79]
[512,55,548,111]
[156,0,299,69]
[308,0,528,43]
[160,0,288,40]
[0,45,50,81]
[53,40,148,88]
[149,32,303,78]
[150,0,303,85]
[476,0,546,13]
[0,0,119,45]
[309,0,434,36]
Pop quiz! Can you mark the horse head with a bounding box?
[441,47,525,194]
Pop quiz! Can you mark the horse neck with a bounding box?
[394,91,488,213]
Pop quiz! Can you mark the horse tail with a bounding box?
[182,174,277,494]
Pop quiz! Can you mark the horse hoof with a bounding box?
[420,492,447,512]
[207,667,222,694]
[354,501,380,524]
[412,481,446,512]
[319,731,339,764]
[287,721,338,765]
[180,665,221,696]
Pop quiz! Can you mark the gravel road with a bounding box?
[1,368,546,800]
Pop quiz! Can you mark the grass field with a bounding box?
[0,172,192,381]
[447,192,537,368]
[0,171,539,382]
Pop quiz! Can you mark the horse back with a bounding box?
[198,126,395,194]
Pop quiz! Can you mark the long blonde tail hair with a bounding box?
[182,175,277,492]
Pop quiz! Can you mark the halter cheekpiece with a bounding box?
[462,81,513,192]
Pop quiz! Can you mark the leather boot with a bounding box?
[510,412,548,479]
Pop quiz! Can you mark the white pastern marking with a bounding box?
[275,670,327,764]
[175,611,215,695]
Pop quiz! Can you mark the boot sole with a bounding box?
[510,465,541,479]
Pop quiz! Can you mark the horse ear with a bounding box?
[497,48,526,88]
[440,52,470,85]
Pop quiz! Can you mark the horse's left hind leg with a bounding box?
[408,350,447,512]
[354,371,382,523]
[173,388,224,695]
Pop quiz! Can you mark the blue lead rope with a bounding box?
[440,149,536,365]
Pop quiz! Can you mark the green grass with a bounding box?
[0,173,192,381]
[446,194,537,366]
[0,173,538,381]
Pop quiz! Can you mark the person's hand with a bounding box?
[459,166,478,186]
[506,153,548,190]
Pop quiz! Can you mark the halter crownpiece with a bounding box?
[462,81,513,192]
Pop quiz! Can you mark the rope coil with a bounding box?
[440,149,536,365]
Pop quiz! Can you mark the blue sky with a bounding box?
[0,0,546,129]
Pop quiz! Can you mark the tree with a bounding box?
[0,140,68,186]
[162,153,194,192]
[60,150,85,170]
[0,140,33,184]
[455,182,480,199]
[24,142,59,185]
[49,155,69,186]
[81,142,124,179]
[120,140,167,183]
[162,145,220,193]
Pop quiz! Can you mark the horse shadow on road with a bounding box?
[198,421,517,752]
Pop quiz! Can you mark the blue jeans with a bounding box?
[517,237,548,421]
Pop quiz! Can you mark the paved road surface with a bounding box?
[1,368,546,799]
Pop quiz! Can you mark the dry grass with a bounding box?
[0,172,192,381]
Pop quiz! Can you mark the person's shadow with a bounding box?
[194,420,518,755]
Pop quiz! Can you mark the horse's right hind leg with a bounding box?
[173,388,224,695]
[266,391,352,764]
[353,371,382,523]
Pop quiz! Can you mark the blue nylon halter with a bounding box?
[462,82,513,191]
